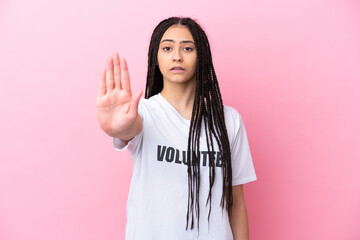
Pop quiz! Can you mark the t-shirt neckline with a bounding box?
[156,93,191,125]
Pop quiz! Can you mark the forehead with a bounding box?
[160,25,194,42]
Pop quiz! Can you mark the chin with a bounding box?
[173,78,192,83]
[163,74,195,84]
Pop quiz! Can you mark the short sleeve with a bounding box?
[112,98,145,156]
[230,109,257,186]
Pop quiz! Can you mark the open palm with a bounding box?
[96,52,142,138]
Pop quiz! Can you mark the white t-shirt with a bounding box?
[113,93,257,240]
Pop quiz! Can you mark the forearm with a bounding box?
[229,203,249,240]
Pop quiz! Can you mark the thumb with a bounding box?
[129,90,143,116]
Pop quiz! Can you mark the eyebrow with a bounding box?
[160,39,195,44]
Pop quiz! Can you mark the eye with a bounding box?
[184,47,193,52]
[163,47,171,51]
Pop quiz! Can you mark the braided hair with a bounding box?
[144,16,234,233]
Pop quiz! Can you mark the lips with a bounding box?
[170,66,185,70]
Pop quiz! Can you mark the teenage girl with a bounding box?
[96,16,257,240]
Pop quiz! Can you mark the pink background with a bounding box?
[1,0,359,239]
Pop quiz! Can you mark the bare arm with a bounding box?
[96,52,143,142]
[229,184,250,240]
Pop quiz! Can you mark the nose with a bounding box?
[172,47,183,62]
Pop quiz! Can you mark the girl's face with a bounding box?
[157,25,197,85]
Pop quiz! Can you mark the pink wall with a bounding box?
[1,0,359,239]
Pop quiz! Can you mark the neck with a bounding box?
[160,80,196,120]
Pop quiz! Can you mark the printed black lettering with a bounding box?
[165,147,175,162]
[216,152,222,167]
[174,149,182,164]
[157,145,166,161]
[201,151,209,167]
[192,151,200,166]
[157,145,222,168]
[209,151,216,167]
[182,151,188,165]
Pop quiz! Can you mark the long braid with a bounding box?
[145,16,234,235]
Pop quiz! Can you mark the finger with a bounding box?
[113,52,122,90]
[105,57,114,92]
[121,58,131,93]
[129,89,143,116]
[98,68,107,97]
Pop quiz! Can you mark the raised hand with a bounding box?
[96,52,143,139]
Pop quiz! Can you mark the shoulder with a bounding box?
[222,104,246,149]
[223,104,243,128]
[138,96,153,107]
[223,104,241,118]
[136,94,163,119]
[138,94,160,108]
